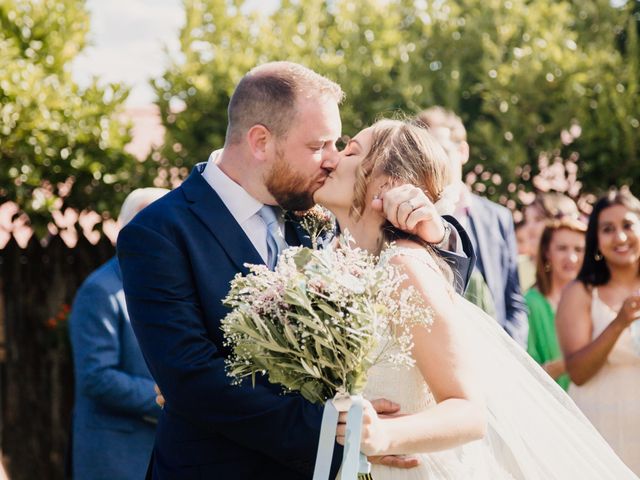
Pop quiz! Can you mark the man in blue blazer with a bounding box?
[118,62,475,480]
[417,107,529,348]
[69,188,168,479]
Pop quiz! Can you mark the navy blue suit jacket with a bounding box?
[69,257,160,479]
[117,166,475,479]
[466,194,528,347]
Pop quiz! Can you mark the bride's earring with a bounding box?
[373,182,388,201]
[594,251,603,261]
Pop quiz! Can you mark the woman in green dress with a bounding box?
[526,217,586,390]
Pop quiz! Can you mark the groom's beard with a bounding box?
[265,151,323,211]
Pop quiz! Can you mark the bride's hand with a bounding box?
[336,399,391,456]
[372,184,446,244]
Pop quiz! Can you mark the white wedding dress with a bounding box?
[360,248,638,480]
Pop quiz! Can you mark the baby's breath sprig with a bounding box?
[221,235,431,404]
[292,205,335,249]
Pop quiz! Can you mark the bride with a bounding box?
[313,119,637,479]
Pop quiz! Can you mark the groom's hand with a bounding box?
[369,398,400,415]
[369,454,421,469]
[154,384,165,408]
[373,184,446,245]
[368,398,421,469]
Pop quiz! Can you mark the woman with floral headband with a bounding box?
[312,119,636,479]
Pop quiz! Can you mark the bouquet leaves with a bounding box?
[221,236,430,404]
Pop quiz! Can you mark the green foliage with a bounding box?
[0,0,152,238]
[221,238,424,403]
[155,0,639,202]
[571,0,640,195]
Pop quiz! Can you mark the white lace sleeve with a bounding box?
[380,244,456,300]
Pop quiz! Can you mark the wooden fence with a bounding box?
[0,236,114,479]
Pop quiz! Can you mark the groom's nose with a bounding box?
[321,147,340,171]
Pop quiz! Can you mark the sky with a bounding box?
[72,0,630,106]
[71,0,185,106]
[71,0,277,106]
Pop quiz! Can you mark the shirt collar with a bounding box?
[202,150,263,224]
[454,182,473,218]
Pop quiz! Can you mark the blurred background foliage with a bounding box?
[152,0,639,207]
[0,0,155,238]
[1,0,639,236]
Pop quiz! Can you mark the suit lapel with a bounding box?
[182,166,264,273]
[284,212,313,248]
[468,195,494,288]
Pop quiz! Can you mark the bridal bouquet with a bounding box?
[221,236,430,404]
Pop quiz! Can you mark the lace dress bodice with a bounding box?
[365,246,438,414]
[357,247,509,480]
[364,357,435,415]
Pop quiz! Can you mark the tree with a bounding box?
[153,0,639,202]
[571,0,640,194]
[0,3,157,478]
[0,0,152,239]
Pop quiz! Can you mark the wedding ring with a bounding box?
[405,200,417,210]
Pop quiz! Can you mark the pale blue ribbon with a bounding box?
[312,394,371,480]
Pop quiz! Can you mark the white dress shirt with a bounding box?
[202,150,285,264]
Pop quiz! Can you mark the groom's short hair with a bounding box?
[225,62,344,145]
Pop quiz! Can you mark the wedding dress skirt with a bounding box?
[364,358,511,479]
[362,249,637,479]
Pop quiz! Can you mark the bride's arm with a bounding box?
[341,246,486,456]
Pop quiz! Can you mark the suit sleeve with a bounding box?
[69,281,161,419]
[437,215,476,295]
[500,213,529,349]
[117,222,341,477]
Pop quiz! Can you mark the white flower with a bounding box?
[221,236,430,404]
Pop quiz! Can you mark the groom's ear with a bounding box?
[246,124,272,162]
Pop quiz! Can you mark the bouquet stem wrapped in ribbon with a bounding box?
[313,392,370,479]
[221,236,430,478]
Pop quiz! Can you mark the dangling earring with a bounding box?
[594,251,603,261]
[544,263,552,272]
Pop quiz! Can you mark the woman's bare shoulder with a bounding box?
[562,280,592,301]
[558,280,592,314]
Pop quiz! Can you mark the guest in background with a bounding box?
[516,219,537,291]
[69,188,168,480]
[524,192,580,262]
[515,219,531,257]
[556,189,640,474]
[526,217,586,390]
[519,193,580,291]
[416,107,527,347]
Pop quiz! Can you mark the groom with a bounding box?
[117,62,474,479]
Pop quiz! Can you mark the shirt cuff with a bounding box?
[434,220,464,256]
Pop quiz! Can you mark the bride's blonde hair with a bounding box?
[350,119,450,220]
[350,118,453,282]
